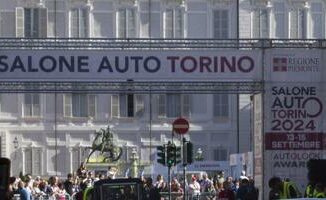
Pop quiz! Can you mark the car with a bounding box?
[92,178,143,200]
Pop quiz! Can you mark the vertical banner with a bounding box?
[264,49,326,198]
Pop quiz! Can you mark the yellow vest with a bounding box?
[280,181,300,199]
[83,186,93,200]
[315,192,326,198]
[305,185,314,198]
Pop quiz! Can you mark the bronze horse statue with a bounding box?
[86,126,123,163]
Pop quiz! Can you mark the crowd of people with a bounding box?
[152,171,259,200]
[6,167,260,200]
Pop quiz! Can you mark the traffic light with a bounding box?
[184,141,193,165]
[166,143,175,167]
[175,146,182,165]
[157,145,166,166]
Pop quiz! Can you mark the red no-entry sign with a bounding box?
[173,118,189,135]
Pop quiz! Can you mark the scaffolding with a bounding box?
[1,38,322,93]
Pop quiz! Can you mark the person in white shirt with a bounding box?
[188,175,201,199]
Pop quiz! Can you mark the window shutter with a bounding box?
[311,3,323,38]
[274,3,285,38]
[213,10,228,39]
[167,94,181,118]
[111,95,119,117]
[213,10,220,38]
[221,94,229,117]
[33,94,40,116]
[299,9,306,38]
[64,94,72,117]
[290,9,306,39]
[214,148,227,161]
[38,8,47,38]
[174,9,184,38]
[120,94,128,117]
[24,94,32,116]
[260,10,269,38]
[88,95,96,118]
[25,8,33,37]
[311,13,322,38]
[213,94,219,117]
[118,9,126,38]
[72,148,80,172]
[93,13,103,37]
[274,13,285,38]
[79,94,87,117]
[0,12,15,37]
[127,9,136,38]
[83,8,90,37]
[290,10,298,38]
[135,94,144,117]
[221,10,228,38]
[16,7,24,37]
[165,9,173,38]
[214,94,228,118]
[252,10,260,38]
[182,94,191,117]
[25,149,32,174]
[70,9,78,37]
[32,148,42,175]
[157,94,166,117]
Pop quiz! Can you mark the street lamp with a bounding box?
[130,147,139,178]
[13,137,19,159]
[195,148,203,161]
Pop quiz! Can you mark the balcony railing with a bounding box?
[0,38,324,49]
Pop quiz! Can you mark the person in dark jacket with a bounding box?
[64,173,74,196]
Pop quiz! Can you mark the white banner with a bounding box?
[265,49,322,82]
[0,49,262,81]
[264,49,325,199]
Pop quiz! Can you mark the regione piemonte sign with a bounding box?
[0,50,262,81]
[263,49,325,198]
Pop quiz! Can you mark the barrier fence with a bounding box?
[12,194,72,200]
[160,192,216,200]
[12,192,221,200]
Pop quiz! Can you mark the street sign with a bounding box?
[173,118,189,135]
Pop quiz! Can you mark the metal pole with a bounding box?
[182,138,186,200]
[168,166,171,200]
[149,87,152,164]
[237,94,239,153]
[236,0,240,154]
[54,0,58,177]
[249,95,252,152]
[54,84,58,175]
[183,165,186,200]
[236,0,239,40]
[149,0,151,37]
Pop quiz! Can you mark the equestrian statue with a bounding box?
[86,126,123,163]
